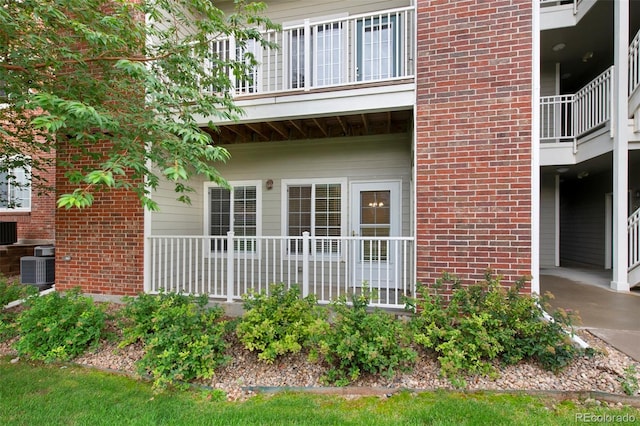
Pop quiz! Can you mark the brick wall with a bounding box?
[0,150,56,242]
[414,0,533,292]
[54,140,144,296]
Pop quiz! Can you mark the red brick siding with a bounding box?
[0,150,56,242]
[54,140,144,295]
[415,0,533,292]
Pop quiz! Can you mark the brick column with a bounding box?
[414,0,533,292]
[55,140,144,295]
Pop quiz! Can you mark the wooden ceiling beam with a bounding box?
[266,121,289,139]
[361,114,369,134]
[336,116,348,135]
[311,118,328,137]
[288,119,306,138]
[246,123,270,141]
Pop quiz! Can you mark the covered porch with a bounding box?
[145,123,415,308]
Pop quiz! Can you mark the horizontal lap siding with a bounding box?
[151,134,412,236]
[415,0,533,293]
[217,0,411,24]
[540,173,557,267]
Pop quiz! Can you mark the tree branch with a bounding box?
[0,53,175,73]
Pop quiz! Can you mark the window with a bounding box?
[235,39,260,94]
[206,181,260,253]
[284,181,344,255]
[288,22,344,89]
[356,15,399,81]
[0,166,31,211]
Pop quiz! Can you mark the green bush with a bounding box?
[14,288,106,362]
[0,276,37,341]
[408,272,584,387]
[309,288,417,386]
[119,292,229,390]
[236,283,327,363]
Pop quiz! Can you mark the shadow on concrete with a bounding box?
[541,268,640,361]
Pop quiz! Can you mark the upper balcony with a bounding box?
[540,28,640,166]
[199,6,415,128]
[540,0,597,30]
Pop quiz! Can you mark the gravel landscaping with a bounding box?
[2,302,639,402]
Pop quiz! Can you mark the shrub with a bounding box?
[14,288,106,362]
[0,276,37,341]
[408,272,584,387]
[309,288,417,386]
[119,291,229,390]
[236,283,327,363]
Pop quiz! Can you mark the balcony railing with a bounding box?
[629,208,640,272]
[210,7,415,96]
[147,232,415,308]
[630,29,640,97]
[540,67,613,143]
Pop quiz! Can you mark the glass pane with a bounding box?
[361,227,389,262]
[315,23,343,86]
[357,16,397,81]
[360,190,390,225]
[0,172,8,208]
[209,188,230,236]
[290,28,305,89]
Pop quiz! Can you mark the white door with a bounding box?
[350,181,401,288]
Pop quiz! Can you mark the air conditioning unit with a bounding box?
[21,256,55,288]
[34,245,55,257]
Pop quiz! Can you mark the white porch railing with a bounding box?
[147,232,415,308]
[540,66,613,143]
[210,7,415,96]
[628,208,640,272]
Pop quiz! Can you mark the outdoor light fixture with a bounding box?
[556,167,569,174]
[265,179,273,190]
[582,51,594,62]
[552,42,566,52]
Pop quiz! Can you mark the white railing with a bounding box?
[539,0,582,14]
[210,7,415,96]
[630,28,640,97]
[540,95,573,141]
[574,67,613,136]
[148,232,415,308]
[540,66,613,143]
[629,208,640,272]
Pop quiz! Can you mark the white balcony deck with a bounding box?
[540,28,640,165]
[199,7,415,126]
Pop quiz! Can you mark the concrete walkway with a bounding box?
[541,268,640,361]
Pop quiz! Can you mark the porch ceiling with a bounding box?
[204,110,413,145]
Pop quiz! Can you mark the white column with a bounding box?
[531,0,541,295]
[611,0,630,292]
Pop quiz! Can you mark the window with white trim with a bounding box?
[206,182,260,253]
[0,165,31,211]
[286,182,343,254]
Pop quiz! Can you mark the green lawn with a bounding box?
[1,357,638,425]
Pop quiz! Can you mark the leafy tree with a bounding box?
[0,0,277,210]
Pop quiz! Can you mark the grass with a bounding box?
[1,357,639,426]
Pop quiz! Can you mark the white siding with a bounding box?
[151,134,411,236]
[217,0,411,24]
[540,173,557,267]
